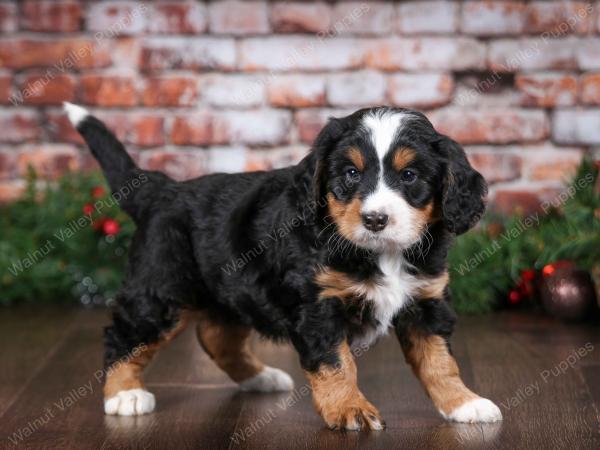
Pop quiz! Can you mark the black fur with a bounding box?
[73,107,486,375]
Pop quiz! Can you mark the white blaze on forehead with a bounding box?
[362,110,410,162]
[358,110,422,250]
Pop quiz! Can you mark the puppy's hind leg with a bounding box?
[103,296,189,416]
[195,312,294,392]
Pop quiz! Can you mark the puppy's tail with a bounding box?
[63,102,165,219]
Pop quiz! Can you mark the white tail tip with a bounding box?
[63,102,89,127]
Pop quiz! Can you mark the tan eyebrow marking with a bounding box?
[393,148,417,171]
[347,147,365,171]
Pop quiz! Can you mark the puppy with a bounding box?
[64,103,502,429]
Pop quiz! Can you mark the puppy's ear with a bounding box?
[437,135,487,235]
[311,118,345,203]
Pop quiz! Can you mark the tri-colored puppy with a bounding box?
[64,103,502,430]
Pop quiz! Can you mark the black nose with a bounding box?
[361,212,389,232]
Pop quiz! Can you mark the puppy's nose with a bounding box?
[361,212,389,232]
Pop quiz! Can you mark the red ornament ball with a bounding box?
[82,203,94,215]
[542,260,575,277]
[91,186,106,199]
[102,219,120,236]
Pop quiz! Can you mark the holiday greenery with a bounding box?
[1,161,598,313]
[448,158,599,313]
[0,169,134,306]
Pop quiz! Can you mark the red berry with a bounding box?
[102,219,120,236]
[508,290,521,304]
[521,269,536,282]
[82,203,94,215]
[91,186,106,199]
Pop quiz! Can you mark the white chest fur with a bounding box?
[352,254,424,348]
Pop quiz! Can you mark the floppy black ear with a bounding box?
[437,135,487,235]
[311,118,346,203]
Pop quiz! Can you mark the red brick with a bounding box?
[0,111,41,143]
[396,1,457,35]
[327,71,386,107]
[294,109,352,144]
[209,1,269,35]
[17,144,80,179]
[466,150,522,184]
[388,73,453,108]
[129,116,164,147]
[515,73,577,107]
[461,1,525,36]
[0,76,11,104]
[141,77,197,107]
[148,2,207,34]
[21,1,81,32]
[0,39,111,70]
[239,37,363,72]
[553,109,600,145]
[526,150,583,181]
[0,150,17,180]
[493,190,543,216]
[86,1,149,34]
[0,3,16,33]
[577,38,600,71]
[17,74,75,106]
[488,39,577,72]
[202,74,265,108]
[267,75,325,108]
[140,37,235,71]
[429,109,548,144]
[170,113,215,146]
[139,150,207,181]
[213,110,292,146]
[0,180,26,203]
[331,2,391,36]
[525,1,592,35]
[271,2,331,33]
[46,112,85,145]
[581,73,600,105]
[80,75,137,107]
[365,37,485,71]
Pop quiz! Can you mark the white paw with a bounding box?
[443,398,503,423]
[104,388,155,416]
[239,366,294,392]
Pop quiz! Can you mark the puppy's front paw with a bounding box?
[443,398,502,423]
[239,366,294,392]
[320,396,385,431]
[104,388,156,416]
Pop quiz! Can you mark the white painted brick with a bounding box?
[327,71,386,106]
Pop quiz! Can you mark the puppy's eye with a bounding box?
[400,169,417,184]
[346,167,360,178]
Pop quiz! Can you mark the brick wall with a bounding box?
[1,1,599,213]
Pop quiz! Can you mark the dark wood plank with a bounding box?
[1,308,598,449]
[0,305,79,418]
[463,314,600,449]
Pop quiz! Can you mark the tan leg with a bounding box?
[104,318,188,416]
[402,329,502,423]
[196,312,293,392]
[305,341,384,431]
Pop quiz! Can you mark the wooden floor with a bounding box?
[1,306,599,450]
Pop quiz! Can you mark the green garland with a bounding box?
[1,161,598,313]
[448,159,599,313]
[0,169,134,306]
